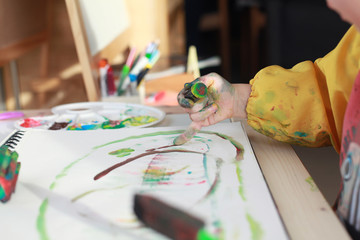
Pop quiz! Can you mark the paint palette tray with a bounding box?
[15,102,165,131]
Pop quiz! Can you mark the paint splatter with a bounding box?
[67,123,100,131]
[305,177,318,191]
[285,80,299,96]
[101,116,158,129]
[109,148,135,158]
[121,116,158,127]
[294,131,308,137]
[71,184,128,202]
[236,162,246,201]
[49,122,70,130]
[20,118,42,128]
[37,199,49,240]
[201,158,222,200]
[246,212,264,240]
[265,91,275,102]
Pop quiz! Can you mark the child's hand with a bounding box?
[174,73,250,145]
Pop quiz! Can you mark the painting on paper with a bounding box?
[2,122,288,239]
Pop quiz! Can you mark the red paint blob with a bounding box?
[20,118,42,128]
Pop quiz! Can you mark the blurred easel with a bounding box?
[65,0,186,102]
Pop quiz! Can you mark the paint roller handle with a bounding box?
[0,145,20,203]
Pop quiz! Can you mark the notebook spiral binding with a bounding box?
[3,131,25,151]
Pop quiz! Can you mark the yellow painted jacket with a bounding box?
[246,26,360,153]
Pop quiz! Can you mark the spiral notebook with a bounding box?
[1,122,288,240]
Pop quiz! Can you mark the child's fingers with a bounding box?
[189,103,219,122]
[190,97,209,112]
[197,73,218,87]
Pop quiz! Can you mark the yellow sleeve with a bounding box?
[246,25,360,152]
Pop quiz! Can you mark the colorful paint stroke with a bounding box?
[1,123,288,239]
[101,116,158,130]
[19,118,43,128]
[36,129,245,239]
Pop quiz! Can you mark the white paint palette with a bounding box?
[15,102,165,131]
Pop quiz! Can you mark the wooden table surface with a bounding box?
[241,120,350,239]
[0,108,350,239]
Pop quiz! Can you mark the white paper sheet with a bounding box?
[1,122,288,239]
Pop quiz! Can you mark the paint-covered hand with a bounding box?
[175,73,248,145]
[0,146,20,203]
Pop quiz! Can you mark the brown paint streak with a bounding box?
[94,149,201,180]
[146,145,175,152]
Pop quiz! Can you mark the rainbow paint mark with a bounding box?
[143,165,189,184]
[101,116,158,130]
[67,123,100,131]
[143,167,169,184]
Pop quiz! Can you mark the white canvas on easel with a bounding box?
[78,0,130,56]
[1,122,288,239]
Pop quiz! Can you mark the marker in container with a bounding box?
[127,56,149,95]
[136,49,160,85]
[99,59,109,97]
[118,47,137,95]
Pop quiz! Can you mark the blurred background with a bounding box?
[0,0,350,110]
[0,0,351,205]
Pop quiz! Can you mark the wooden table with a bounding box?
[242,121,350,239]
[0,108,350,239]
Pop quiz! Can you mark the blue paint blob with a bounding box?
[294,131,308,137]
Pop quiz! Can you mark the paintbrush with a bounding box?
[134,193,218,240]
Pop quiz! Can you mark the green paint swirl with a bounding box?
[246,212,264,240]
[37,199,49,240]
[71,184,128,202]
[236,162,246,201]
